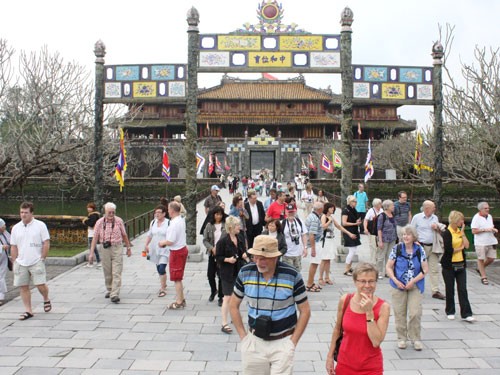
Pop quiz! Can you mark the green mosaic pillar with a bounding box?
[93,40,106,212]
[432,41,444,218]
[185,7,200,245]
[339,7,354,209]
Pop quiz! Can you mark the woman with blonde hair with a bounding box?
[301,182,316,217]
[441,211,474,322]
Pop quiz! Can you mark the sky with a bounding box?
[1,0,498,130]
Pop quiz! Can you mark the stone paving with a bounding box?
[1,188,500,374]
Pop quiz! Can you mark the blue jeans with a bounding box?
[88,237,100,263]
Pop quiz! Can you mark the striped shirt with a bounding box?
[305,212,322,243]
[233,262,307,337]
[93,216,127,245]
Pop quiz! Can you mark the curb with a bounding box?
[45,250,88,266]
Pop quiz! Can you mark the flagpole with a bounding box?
[123,186,129,221]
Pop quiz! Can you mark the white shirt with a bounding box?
[283,218,308,257]
[249,202,260,225]
[11,219,50,267]
[411,212,438,244]
[147,219,170,262]
[165,216,186,250]
[471,213,498,246]
[301,190,315,203]
[214,223,223,246]
[365,207,383,221]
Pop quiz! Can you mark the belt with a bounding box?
[250,328,295,341]
[421,243,433,246]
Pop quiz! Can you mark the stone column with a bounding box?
[185,7,200,246]
[93,40,106,212]
[432,41,444,218]
[339,7,354,210]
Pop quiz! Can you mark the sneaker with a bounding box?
[84,263,94,268]
[413,341,423,351]
[463,316,475,323]
[447,315,455,320]
[96,262,102,268]
[397,340,407,349]
[378,276,384,280]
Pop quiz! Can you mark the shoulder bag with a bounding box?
[333,293,353,361]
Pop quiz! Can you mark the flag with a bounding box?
[114,128,127,192]
[262,72,278,80]
[215,155,222,172]
[208,152,214,175]
[357,121,362,136]
[364,138,374,183]
[162,146,170,182]
[308,153,317,171]
[320,153,334,173]
[332,148,343,168]
[224,155,231,171]
[413,131,433,173]
[301,157,307,171]
[196,152,205,175]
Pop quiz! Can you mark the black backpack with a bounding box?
[367,209,386,235]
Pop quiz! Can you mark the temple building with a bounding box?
[122,74,416,181]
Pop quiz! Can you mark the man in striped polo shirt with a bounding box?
[230,235,311,375]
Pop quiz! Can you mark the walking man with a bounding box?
[282,204,308,271]
[394,191,412,241]
[160,201,188,309]
[354,183,369,233]
[411,200,445,300]
[230,235,311,375]
[245,191,266,249]
[471,201,498,285]
[305,202,324,292]
[10,202,51,320]
[89,202,132,303]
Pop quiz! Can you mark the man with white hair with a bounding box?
[411,200,444,300]
[471,201,498,285]
[304,201,324,292]
[90,202,132,303]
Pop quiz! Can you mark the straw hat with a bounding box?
[247,235,281,258]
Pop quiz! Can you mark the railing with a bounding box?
[125,209,155,240]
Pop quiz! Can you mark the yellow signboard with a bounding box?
[381,83,406,99]
[248,52,292,67]
[133,82,156,98]
[280,35,323,51]
[218,35,261,51]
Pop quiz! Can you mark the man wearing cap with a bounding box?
[265,191,287,222]
[282,204,308,271]
[230,235,311,375]
[245,191,266,249]
[304,202,324,292]
[204,185,223,215]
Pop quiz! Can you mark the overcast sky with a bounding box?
[1,0,498,129]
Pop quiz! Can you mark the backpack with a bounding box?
[394,243,422,265]
[367,209,385,235]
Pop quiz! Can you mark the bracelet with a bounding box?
[366,319,375,323]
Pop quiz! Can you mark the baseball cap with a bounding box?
[211,185,220,191]
[285,204,297,213]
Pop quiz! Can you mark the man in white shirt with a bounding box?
[160,201,188,309]
[10,202,51,320]
[471,201,498,285]
[244,191,266,249]
[282,204,308,271]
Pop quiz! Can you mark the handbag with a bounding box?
[5,250,12,271]
[333,293,352,362]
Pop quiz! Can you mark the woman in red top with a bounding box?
[326,263,390,375]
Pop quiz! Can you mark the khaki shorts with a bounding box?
[13,260,47,287]
[475,245,497,260]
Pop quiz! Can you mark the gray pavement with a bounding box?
[1,187,500,374]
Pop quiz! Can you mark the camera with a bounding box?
[252,315,272,339]
[292,236,300,245]
[103,241,111,249]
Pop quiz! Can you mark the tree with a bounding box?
[0,41,123,196]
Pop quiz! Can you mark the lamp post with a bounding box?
[185,7,200,245]
[339,7,354,210]
[432,41,444,218]
[94,40,106,212]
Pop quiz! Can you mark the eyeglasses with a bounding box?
[355,279,377,285]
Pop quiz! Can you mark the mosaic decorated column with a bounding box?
[339,7,354,209]
[93,40,106,212]
[432,41,444,218]
[185,7,200,245]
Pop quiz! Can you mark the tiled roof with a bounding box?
[198,78,335,100]
[197,114,339,125]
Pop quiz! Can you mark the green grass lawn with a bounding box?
[49,243,87,257]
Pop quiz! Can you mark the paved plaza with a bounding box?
[1,188,500,374]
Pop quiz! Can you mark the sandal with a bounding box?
[306,284,321,292]
[481,278,489,285]
[318,279,326,286]
[168,301,185,310]
[43,301,52,312]
[19,312,34,321]
[325,279,334,285]
[221,324,233,334]
[344,271,353,276]
[158,290,166,298]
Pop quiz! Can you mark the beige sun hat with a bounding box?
[247,235,281,258]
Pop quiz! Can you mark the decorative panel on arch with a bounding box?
[198,34,341,73]
[104,64,187,100]
[352,65,434,104]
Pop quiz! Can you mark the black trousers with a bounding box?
[207,254,223,300]
[442,266,473,318]
[247,223,263,249]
